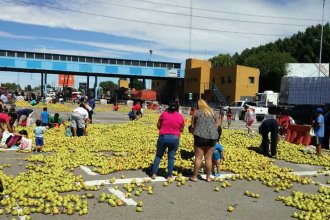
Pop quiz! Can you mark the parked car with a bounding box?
[224,101,268,121]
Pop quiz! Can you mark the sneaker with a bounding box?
[215,173,221,178]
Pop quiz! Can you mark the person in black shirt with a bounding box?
[16,108,34,126]
[259,117,280,157]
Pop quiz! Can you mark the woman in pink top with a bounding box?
[151,102,184,179]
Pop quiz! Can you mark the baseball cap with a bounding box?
[315,108,323,113]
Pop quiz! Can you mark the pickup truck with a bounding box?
[224,101,268,121]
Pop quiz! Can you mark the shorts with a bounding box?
[194,135,217,147]
[246,118,254,127]
[70,112,85,129]
[35,137,44,146]
[42,123,48,126]
[317,137,323,145]
[212,149,222,161]
[227,119,232,124]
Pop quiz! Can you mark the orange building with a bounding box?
[184,58,259,103]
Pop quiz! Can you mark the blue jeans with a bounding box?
[152,134,179,177]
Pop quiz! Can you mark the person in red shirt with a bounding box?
[0,113,15,133]
[113,104,119,111]
[132,101,142,120]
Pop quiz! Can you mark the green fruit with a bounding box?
[137,201,143,207]
[227,206,234,212]
[136,207,143,212]
[214,186,220,192]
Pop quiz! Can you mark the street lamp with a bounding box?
[318,0,326,77]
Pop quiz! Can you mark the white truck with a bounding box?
[224,101,268,121]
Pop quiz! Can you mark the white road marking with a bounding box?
[1,148,19,151]
[83,171,330,187]
[80,166,98,176]
[108,187,137,206]
[311,181,330,188]
[205,173,238,179]
[84,176,167,186]
[292,171,330,176]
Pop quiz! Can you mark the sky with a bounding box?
[0,0,329,89]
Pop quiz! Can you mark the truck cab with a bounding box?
[256,91,279,107]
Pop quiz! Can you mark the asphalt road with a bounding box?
[0,104,328,220]
[0,150,329,220]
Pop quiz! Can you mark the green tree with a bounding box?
[1,83,19,90]
[244,51,296,92]
[209,54,236,68]
[25,85,32,91]
[99,81,118,92]
[130,79,144,90]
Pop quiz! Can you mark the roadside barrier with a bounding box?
[285,124,311,146]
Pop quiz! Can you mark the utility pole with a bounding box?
[318,0,326,77]
[188,0,193,58]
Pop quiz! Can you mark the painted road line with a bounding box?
[83,171,330,186]
[13,202,27,220]
[84,176,167,186]
[1,148,19,151]
[205,173,238,179]
[80,166,98,176]
[108,187,137,206]
[311,181,330,188]
[292,171,330,176]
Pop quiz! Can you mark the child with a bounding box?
[212,141,224,177]
[246,107,255,137]
[41,107,49,126]
[227,108,233,129]
[212,127,225,177]
[34,119,46,153]
[65,126,73,137]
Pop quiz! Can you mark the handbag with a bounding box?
[309,128,315,137]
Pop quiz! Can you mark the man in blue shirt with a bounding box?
[89,97,95,110]
[313,108,324,156]
[41,107,50,126]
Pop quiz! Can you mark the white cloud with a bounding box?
[0,0,329,62]
[0,30,36,40]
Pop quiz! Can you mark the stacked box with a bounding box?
[285,77,330,105]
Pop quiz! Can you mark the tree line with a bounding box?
[209,23,330,91]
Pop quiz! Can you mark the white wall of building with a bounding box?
[286,63,329,77]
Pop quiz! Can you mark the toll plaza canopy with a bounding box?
[0,49,183,79]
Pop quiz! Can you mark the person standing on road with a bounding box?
[312,108,324,156]
[226,108,233,129]
[190,99,219,182]
[246,107,255,137]
[41,107,50,126]
[322,103,330,150]
[70,104,89,136]
[151,102,184,179]
[0,93,8,105]
[84,101,94,124]
[259,117,280,158]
